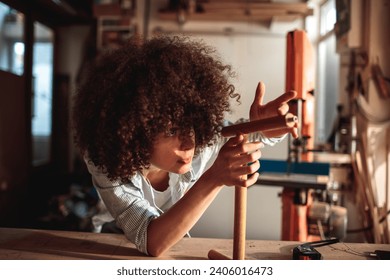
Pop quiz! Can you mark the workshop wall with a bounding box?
[145,0,305,240]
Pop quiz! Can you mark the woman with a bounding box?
[72,35,297,257]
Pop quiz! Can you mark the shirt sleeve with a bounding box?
[223,118,286,146]
[249,131,286,146]
[85,158,159,255]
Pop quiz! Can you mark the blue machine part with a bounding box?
[258,159,330,176]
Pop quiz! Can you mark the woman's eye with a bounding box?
[165,127,178,137]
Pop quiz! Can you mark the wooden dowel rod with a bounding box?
[233,185,247,260]
[212,113,297,261]
[221,113,297,137]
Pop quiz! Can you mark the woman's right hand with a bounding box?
[209,134,263,188]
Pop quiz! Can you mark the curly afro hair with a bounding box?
[72,35,240,183]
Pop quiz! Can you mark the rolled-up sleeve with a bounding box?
[86,159,159,255]
[251,131,286,146]
[224,119,286,146]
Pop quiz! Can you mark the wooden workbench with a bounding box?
[0,227,388,260]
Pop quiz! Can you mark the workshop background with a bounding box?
[0,0,389,245]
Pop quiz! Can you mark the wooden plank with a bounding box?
[158,11,273,23]
[351,151,374,243]
[190,8,288,16]
[385,127,390,242]
[1,227,389,260]
[158,1,313,23]
[372,63,390,99]
[199,0,272,2]
[201,2,312,15]
[355,149,382,243]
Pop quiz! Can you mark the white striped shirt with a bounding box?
[86,131,282,254]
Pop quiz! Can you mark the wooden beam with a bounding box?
[158,1,313,24]
[201,2,313,16]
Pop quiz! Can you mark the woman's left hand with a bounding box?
[250,81,298,138]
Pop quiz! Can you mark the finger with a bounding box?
[291,127,299,139]
[277,103,290,116]
[237,172,259,188]
[224,134,250,156]
[271,90,297,106]
[225,134,245,147]
[253,81,265,105]
[231,156,261,175]
[238,141,264,155]
[240,149,262,165]
[261,127,299,138]
[245,172,259,187]
[240,159,261,175]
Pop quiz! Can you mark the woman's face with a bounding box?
[149,126,195,174]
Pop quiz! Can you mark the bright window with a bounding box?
[0,3,24,75]
[31,22,54,166]
[313,0,340,144]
